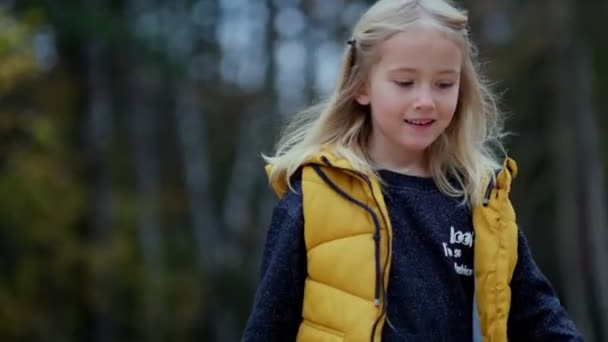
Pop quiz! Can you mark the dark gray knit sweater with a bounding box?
[243,170,582,341]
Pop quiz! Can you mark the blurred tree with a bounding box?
[0,6,86,341]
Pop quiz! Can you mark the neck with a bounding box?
[367,136,431,177]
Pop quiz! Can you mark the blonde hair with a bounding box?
[264,0,507,207]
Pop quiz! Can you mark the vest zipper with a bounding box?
[319,157,391,341]
[483,168,502,206]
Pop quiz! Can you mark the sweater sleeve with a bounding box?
[242,180,306,342]
[507,228,584,341]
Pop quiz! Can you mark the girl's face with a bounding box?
[357,26,462,162]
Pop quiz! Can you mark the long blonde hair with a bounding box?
[264,0,507,207]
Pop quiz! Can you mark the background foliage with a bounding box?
[0,0,606,341]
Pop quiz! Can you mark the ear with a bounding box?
[355,83,371,105]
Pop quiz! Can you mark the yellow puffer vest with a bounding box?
[266,152,519,342]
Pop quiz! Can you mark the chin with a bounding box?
[400,141,434,152]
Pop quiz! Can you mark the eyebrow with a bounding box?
[389,67,460,74]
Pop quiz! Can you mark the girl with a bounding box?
[244,0,582,341]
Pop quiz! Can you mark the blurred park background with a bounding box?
[0,0,607,341]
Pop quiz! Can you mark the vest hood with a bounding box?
[265,148,517,201]
[265,149,357,199]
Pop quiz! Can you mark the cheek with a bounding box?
[371,82,403,114]
[439,89,460,119]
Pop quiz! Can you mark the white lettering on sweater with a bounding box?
[443,226,474,276]
[450,226,474,247]
[454,262,473,276]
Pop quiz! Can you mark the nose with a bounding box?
[414,87,435,111]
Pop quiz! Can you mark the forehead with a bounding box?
[377,26,463,73]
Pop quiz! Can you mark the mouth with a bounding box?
[404,119,435,126]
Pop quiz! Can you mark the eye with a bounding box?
[394,80,414,88]
[437,82,455,89]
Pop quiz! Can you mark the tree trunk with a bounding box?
[130,64,165,342]
[169,1,219,272]
[570,42,608,342]
[552,0,606,339]
[84,36,115,342]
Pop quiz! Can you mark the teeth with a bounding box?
[405,119,434,126]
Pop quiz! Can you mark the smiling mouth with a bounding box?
[404,119,435,126]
